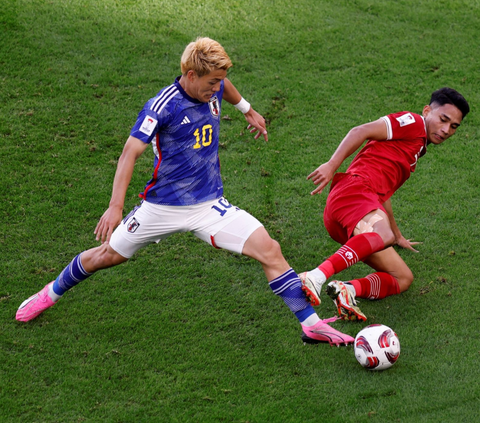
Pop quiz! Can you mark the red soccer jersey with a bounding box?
[346,111,427,203]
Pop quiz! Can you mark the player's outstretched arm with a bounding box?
[94,136,149,244]
[308,118,388,195]
[223,78,268,142]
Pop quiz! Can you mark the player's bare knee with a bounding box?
[85,245,127,271]
[263,238,283,263]
[255,237,285,267]
[357,213,394,247]
[376,229,395,248]
[398,271,414,292]
[105,249,128,267]
[243,227,282,262]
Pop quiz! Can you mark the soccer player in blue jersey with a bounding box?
[16,37,353,346]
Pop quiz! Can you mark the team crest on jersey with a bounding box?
[127,217,140,233]
[209,95,220,117]
[396,113,415,127]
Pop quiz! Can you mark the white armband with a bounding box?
[234,97,251,114]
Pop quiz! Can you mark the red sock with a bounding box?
[349,272,400,299]
[318,233,385,278]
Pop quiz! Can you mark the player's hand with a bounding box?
[94,205,123,244]
[307,162,335,195]
[395,236,422,253]
[244,108,268,141]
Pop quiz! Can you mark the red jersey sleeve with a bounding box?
[382,112,426,143]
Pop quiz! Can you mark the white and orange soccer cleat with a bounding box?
[299,271,322,306]
[326,280,367,321]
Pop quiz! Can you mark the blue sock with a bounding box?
[52,253,93,296]
[269,268,315,323]
[294,305,316,323]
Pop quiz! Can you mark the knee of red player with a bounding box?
[355,210,396,248]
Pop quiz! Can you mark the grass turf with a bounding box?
[1,0,480,421]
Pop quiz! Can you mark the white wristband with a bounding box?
[234,97,251,114]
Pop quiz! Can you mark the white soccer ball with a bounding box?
[354,324,400,371]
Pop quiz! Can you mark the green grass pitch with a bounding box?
[1,0,480,421]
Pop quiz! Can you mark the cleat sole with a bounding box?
[301,286,320,307]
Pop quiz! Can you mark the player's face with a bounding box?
[423,103,463,145]
[186,69,227,103]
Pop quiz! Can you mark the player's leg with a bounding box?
[16,244,128,322]
[242,227,354,346]
[197,201,354,346]
[241,229,317,325]
[321,210,398,321]
[301,209,393,306]
[301,176,395,305]
[352,247,413,297]
[319,208,394,279]
[16,201,175,322]
[325,247,412,321]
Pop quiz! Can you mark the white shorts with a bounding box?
[109,197,264,259]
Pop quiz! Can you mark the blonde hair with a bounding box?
[180,37,232,76]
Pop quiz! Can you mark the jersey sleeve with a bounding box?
[381,112,425,141]
[130,102,162,144]
[130,90,176,144]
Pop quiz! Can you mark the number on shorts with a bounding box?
[211,198,233,216]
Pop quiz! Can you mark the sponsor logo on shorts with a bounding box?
[127,217,140,233]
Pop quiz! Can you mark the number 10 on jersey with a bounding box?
[193,124,213,149]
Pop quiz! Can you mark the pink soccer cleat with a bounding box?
[16,282,56,322]
[301,318,354,347]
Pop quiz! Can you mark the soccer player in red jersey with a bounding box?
[300,88,470,321]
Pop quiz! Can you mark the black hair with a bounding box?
[430,87,470,119]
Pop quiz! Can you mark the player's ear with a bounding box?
[186,70,197,82]
[422,104,431,117]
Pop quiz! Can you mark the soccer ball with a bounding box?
[354,324,400,371]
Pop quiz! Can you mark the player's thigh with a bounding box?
[110,201,186,259]
[325,176,386,243]
[191,197,263,254]
[353,208,395,245]
[362,247,413,292]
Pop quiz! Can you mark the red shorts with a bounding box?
[323,173,386,244]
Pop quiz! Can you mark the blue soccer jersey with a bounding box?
[130,77,224,205]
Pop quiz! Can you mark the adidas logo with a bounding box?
[181,116,191,125]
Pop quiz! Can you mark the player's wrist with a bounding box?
[108,202,124,210]
[234,97,251,114]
